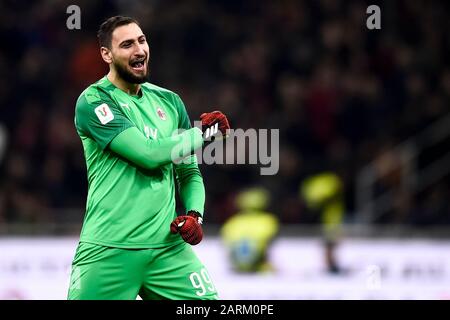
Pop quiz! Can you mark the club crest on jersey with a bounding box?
[94,103,114,124]
[156,107,167,121]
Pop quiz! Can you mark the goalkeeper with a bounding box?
[67,16,230,300]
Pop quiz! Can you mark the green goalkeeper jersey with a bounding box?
[74,76,205,248]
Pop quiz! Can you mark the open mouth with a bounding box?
[130,58,146,72]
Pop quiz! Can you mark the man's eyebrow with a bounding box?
[119,35,146,46]
[119,39,134,46]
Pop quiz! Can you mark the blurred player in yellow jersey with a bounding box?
[300,172,344,274]
[221,187,279,273]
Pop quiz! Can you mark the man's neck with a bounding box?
[107,71,141,96]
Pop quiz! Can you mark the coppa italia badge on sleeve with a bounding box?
[156,107,167,121]
[95,103,114,124]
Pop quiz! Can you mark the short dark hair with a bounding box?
[97,16,140,48]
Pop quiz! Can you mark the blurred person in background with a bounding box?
[300,172,345,274]
[221,187,279,273]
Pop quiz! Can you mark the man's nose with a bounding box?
[134,44,146,56]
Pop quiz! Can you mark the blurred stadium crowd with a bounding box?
[0,0,449,229]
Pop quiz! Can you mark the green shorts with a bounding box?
[67,241,219,300]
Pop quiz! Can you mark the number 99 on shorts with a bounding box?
[189,268,217,297]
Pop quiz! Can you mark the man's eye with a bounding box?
[139,38,146,44]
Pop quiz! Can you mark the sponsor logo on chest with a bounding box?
[144,126,158,140]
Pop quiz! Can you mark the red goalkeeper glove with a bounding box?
[170,211,203,245]
[200,111,230,140]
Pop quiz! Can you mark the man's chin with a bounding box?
[130,74,148,84]
[124,72,148,84]
[115,63,149,84]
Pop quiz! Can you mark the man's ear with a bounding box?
[100,47,113,64]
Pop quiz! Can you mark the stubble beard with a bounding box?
[114,60,149,84]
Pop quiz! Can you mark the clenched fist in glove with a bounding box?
[200,111,230,140]
[170,211,203,245]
